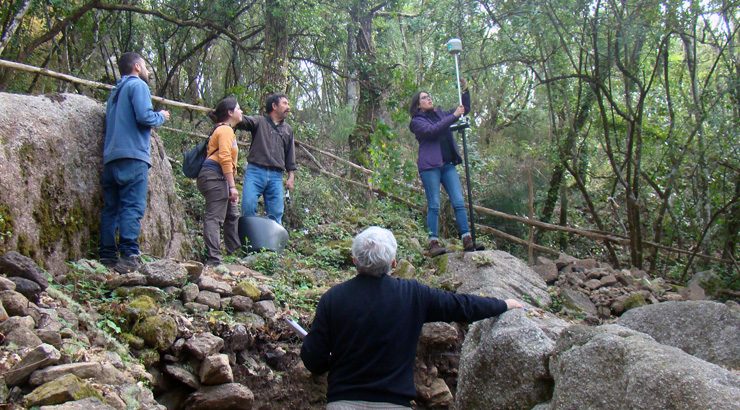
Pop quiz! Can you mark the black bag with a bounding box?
[182,139,209,178]
[182,124,227,178]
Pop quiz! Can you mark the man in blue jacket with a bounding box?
[301,226,523,409]
[99,52,170,273]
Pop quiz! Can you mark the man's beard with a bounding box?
[138,73,150,84]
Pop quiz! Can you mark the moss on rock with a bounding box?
[394,259,416,279]
[0,203,13,253]
[126,295,159,323]
[234,280,261,301]
[121,332,146,350]
[24,373,102,407]
[433,253,449,276]
[135,348,161,368]
[32,172,95,259]
[623,293,647,311]
[113,286,168,302]
[132,314,177,351]
[16,233,36,259]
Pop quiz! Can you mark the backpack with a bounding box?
[181,138,210,178]
[181,124,227,178]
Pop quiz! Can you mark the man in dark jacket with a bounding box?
[99,52,170,273]
[238,93,296,225]
[300,226,523,409]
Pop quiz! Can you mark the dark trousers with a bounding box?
[197,167,240,265]
[99,158,149,259]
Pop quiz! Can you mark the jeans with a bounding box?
[99,158,149,259]
[327,401,411,409]
[419,163,469,239]
[242,163,285,224]
[197,168,241,265]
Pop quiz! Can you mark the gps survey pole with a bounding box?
[446,38,481,251]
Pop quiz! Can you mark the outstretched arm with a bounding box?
[422,283,521,323]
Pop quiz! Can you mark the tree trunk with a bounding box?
[723,176,740,261]
[558,181,568,251]
[348,7,382,168]
[261,0,290,100]
[345,20,359,112]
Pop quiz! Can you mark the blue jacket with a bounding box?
[409,90,470,171]
[103,75,165,166]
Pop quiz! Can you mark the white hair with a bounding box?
[351,226,397,277]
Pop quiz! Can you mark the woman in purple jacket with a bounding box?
[409,82,474,256]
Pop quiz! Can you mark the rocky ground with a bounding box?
[0,249,737,409]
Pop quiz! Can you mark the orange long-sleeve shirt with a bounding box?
[206,124,238,175]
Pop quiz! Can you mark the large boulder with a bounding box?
[549,324,740,409]
[617,300,740,369]
[456,310,570,409]
[0,92,191,273]
[449,250,551,308]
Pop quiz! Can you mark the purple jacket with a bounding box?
[409,90,470,171]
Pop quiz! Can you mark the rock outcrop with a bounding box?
[449,250,552,308]
[449,250,571,409]
[617,300,740,369]
[0,92,191,272]
[456,310,569,409]
[548,324,740,409]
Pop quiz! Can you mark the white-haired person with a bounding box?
[300,226,523,409]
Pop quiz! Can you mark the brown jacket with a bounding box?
[239,115,296,172]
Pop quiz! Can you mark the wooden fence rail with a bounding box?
[1,58,731,265]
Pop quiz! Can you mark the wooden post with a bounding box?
[528,162,535,264]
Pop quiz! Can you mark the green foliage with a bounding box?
[248,251,282,276]
[97,319,122,335]
[0,204,13,250]
[62,261,111,302]
[547,288,563,313]
[0,0,736,282]
[368,122,418,197]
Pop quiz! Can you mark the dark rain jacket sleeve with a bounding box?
[420,282,508,323]
[300,295,332,374]
[284,130,297,172]
[235,115,260,134]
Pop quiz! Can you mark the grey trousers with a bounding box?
[326,401,411,409]
[197,167,240,264]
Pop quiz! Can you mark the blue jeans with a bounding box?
[99,159,149,259]
[242,163,285,224]
[419,163,469,239]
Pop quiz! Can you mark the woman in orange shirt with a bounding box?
[197,96,243,266]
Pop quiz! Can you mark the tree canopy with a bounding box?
[0,0,737,282]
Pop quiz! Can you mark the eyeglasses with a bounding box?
[420,95,432,101]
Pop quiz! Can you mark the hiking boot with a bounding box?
[100,257,118,269]
[463,235,485,252]
[428,240,447,257]
[114,255,141,274]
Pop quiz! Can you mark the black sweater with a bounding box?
[300,274,508,406]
